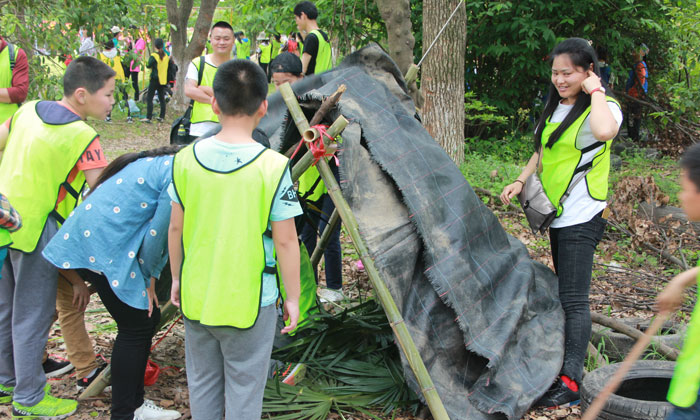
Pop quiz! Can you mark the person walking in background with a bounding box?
[625,43,649,141]
[293,1,332,75]
[258,36,272,82]
[142,38,169,123]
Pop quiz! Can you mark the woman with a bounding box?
[142,38,169,123]
[43,146,182,420]
[500,38,622,408]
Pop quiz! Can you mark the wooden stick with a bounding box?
[587,342,608,369]
[590,311,679,360]
[279,83,450,420]
[310,208,340,268]
[581,313,670,420]
[291,120,346,182]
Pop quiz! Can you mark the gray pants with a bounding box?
[0,219,59,406]
[184,304,277,420]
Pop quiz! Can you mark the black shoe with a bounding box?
[76,365,108,391]
[42,357,74,378]
[534,378,580,408]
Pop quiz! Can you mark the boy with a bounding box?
[293,1,332,75]
[168,59,301,420]
[625,43,649,141]
[657,143,700,419]
[184,21,235,142]
[0,55,114,419]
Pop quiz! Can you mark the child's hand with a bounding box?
[657,281,684,314]
[170,278,180,308]
[147,277,159,317]
[72,281,90,312]
[280,299,300,335]
[500,182,523,205]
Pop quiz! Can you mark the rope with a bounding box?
[150,314,183,351]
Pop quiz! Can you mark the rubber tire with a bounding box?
[590,318,685,362]
[581,360,674,419]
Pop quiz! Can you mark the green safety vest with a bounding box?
[668,261,700,407]
[190,57,219,125]
[172,143,289,328]
[0,229,10,248]
[280,242,318,334]
[307,29,332,74]
[298,166,326,202]
[0,101,96,252]
[270,39,282,60]
[0,43,20,125]
[540,98,619,217]
[236,38,251,59]
[260,43,272,64]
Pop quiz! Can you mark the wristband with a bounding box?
[589,87,606,95]
[514,179,524,185]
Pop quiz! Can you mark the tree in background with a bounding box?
[421,0,467,165]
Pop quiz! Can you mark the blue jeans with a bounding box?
[549,211,607,384]
[667,391,700,420]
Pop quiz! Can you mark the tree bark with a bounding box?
[375,0,422,107]
[421,0,466,165]
[166,0,219,109]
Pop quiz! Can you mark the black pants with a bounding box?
[548,211,607,384]
[130,71,140,101]
[146,82,166,120]
[78,270,161,420]
[627,102,642,141]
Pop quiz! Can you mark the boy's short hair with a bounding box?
[294,1,318,19]
[211,21,234,33]
[63,56,116,96]
[681,143,700,191]
[213,59,268,117]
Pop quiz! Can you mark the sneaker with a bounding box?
[155,117,163,123]
[318,287,345,303]
[534,377,580,408]
[279,363,306,386]
[76,365,108,392]
[11,393,77,419]
[105,116,112,123]
[42,358,73,378]
[127,116,134,123]
[133,399,181,420]
[0,383,12,404]
[140,118,151,123]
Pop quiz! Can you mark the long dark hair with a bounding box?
[534,38,615,150]
[154,38,165,60]
[90,145,183,193]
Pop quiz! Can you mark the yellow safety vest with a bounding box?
[668,261,700,407]
[540,98,620,217]
[172,143,289,328]
[270,39,282,60]
[307,29,332,74]
[0,43,20,125]
[0,101,96,252]
[150,52,169,85]
[260,43,272,64]
[190,57,219,125]
[99,52,125,81]
[236,38,251,59]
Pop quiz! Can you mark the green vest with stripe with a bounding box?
[190,57,219,125]
[0,101,96,252]
[260,43,272,64]
[298,166,326,202]
[0,43,20,125]
[172,143,289,328]
[540,98,619,217]
[308,29,332,74]
[667,261,700,407]
[236,38,251,59]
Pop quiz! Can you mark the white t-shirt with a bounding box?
[548,100,623,228]
[186,56,219,137]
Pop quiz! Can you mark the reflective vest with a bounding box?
[172,143,289,328]
[668,262,700,407]
[190,57,219,125]
[0,101,96,252]
[0,227,10,248]
[307,29,332,74]
[150,52,169,85]
[0,43,20,125]
[270,39,282,60]
[99,52,125,81]
[236,38,251,59]
[298,166,326,202]
[259,43,272,64]
[280,242,318,334]
[540,98,619,217]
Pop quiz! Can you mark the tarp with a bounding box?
[259,44,565,420]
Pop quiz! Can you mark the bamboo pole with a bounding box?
[291,118,347,182]
[310,208,340,268]
[279,83,450,420]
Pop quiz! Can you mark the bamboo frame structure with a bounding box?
[279,83,450,420]
[310,208,340,268]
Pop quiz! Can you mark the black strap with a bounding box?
[263,227,272,238]
[263,265,277,275]
[49,210,65,224]
[188,55,206,108]
[301,174,323,200]
[8,43,15,72]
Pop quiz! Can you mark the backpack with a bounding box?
[170,56,205,145]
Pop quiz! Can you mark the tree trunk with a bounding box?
[421,0,466,165]
[375,0,422,107]
[166,0,219,109]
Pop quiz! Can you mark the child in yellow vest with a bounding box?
[168,59,301,420]
[142,38,169,123]
[657,143,700,419]
[0,55,115,419]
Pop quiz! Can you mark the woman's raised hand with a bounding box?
[581,70,602,95]
[500,182,523,205]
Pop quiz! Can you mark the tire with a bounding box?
[591,318,686,362]
[581,360,675,419]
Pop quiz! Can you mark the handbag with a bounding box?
[170,56,205,145]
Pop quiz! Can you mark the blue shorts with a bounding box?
[667,390,700,420]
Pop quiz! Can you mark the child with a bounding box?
[168,59,302,420]
[0,55,114,419]
[43,146,183,420]
[657,143,700,419]
[142,38,169,123]
[99,40,132,122]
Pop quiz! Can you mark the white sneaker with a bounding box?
[133,399,181,420]
[318,287,345,303]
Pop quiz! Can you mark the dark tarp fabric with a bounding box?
[259,44,565,419]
